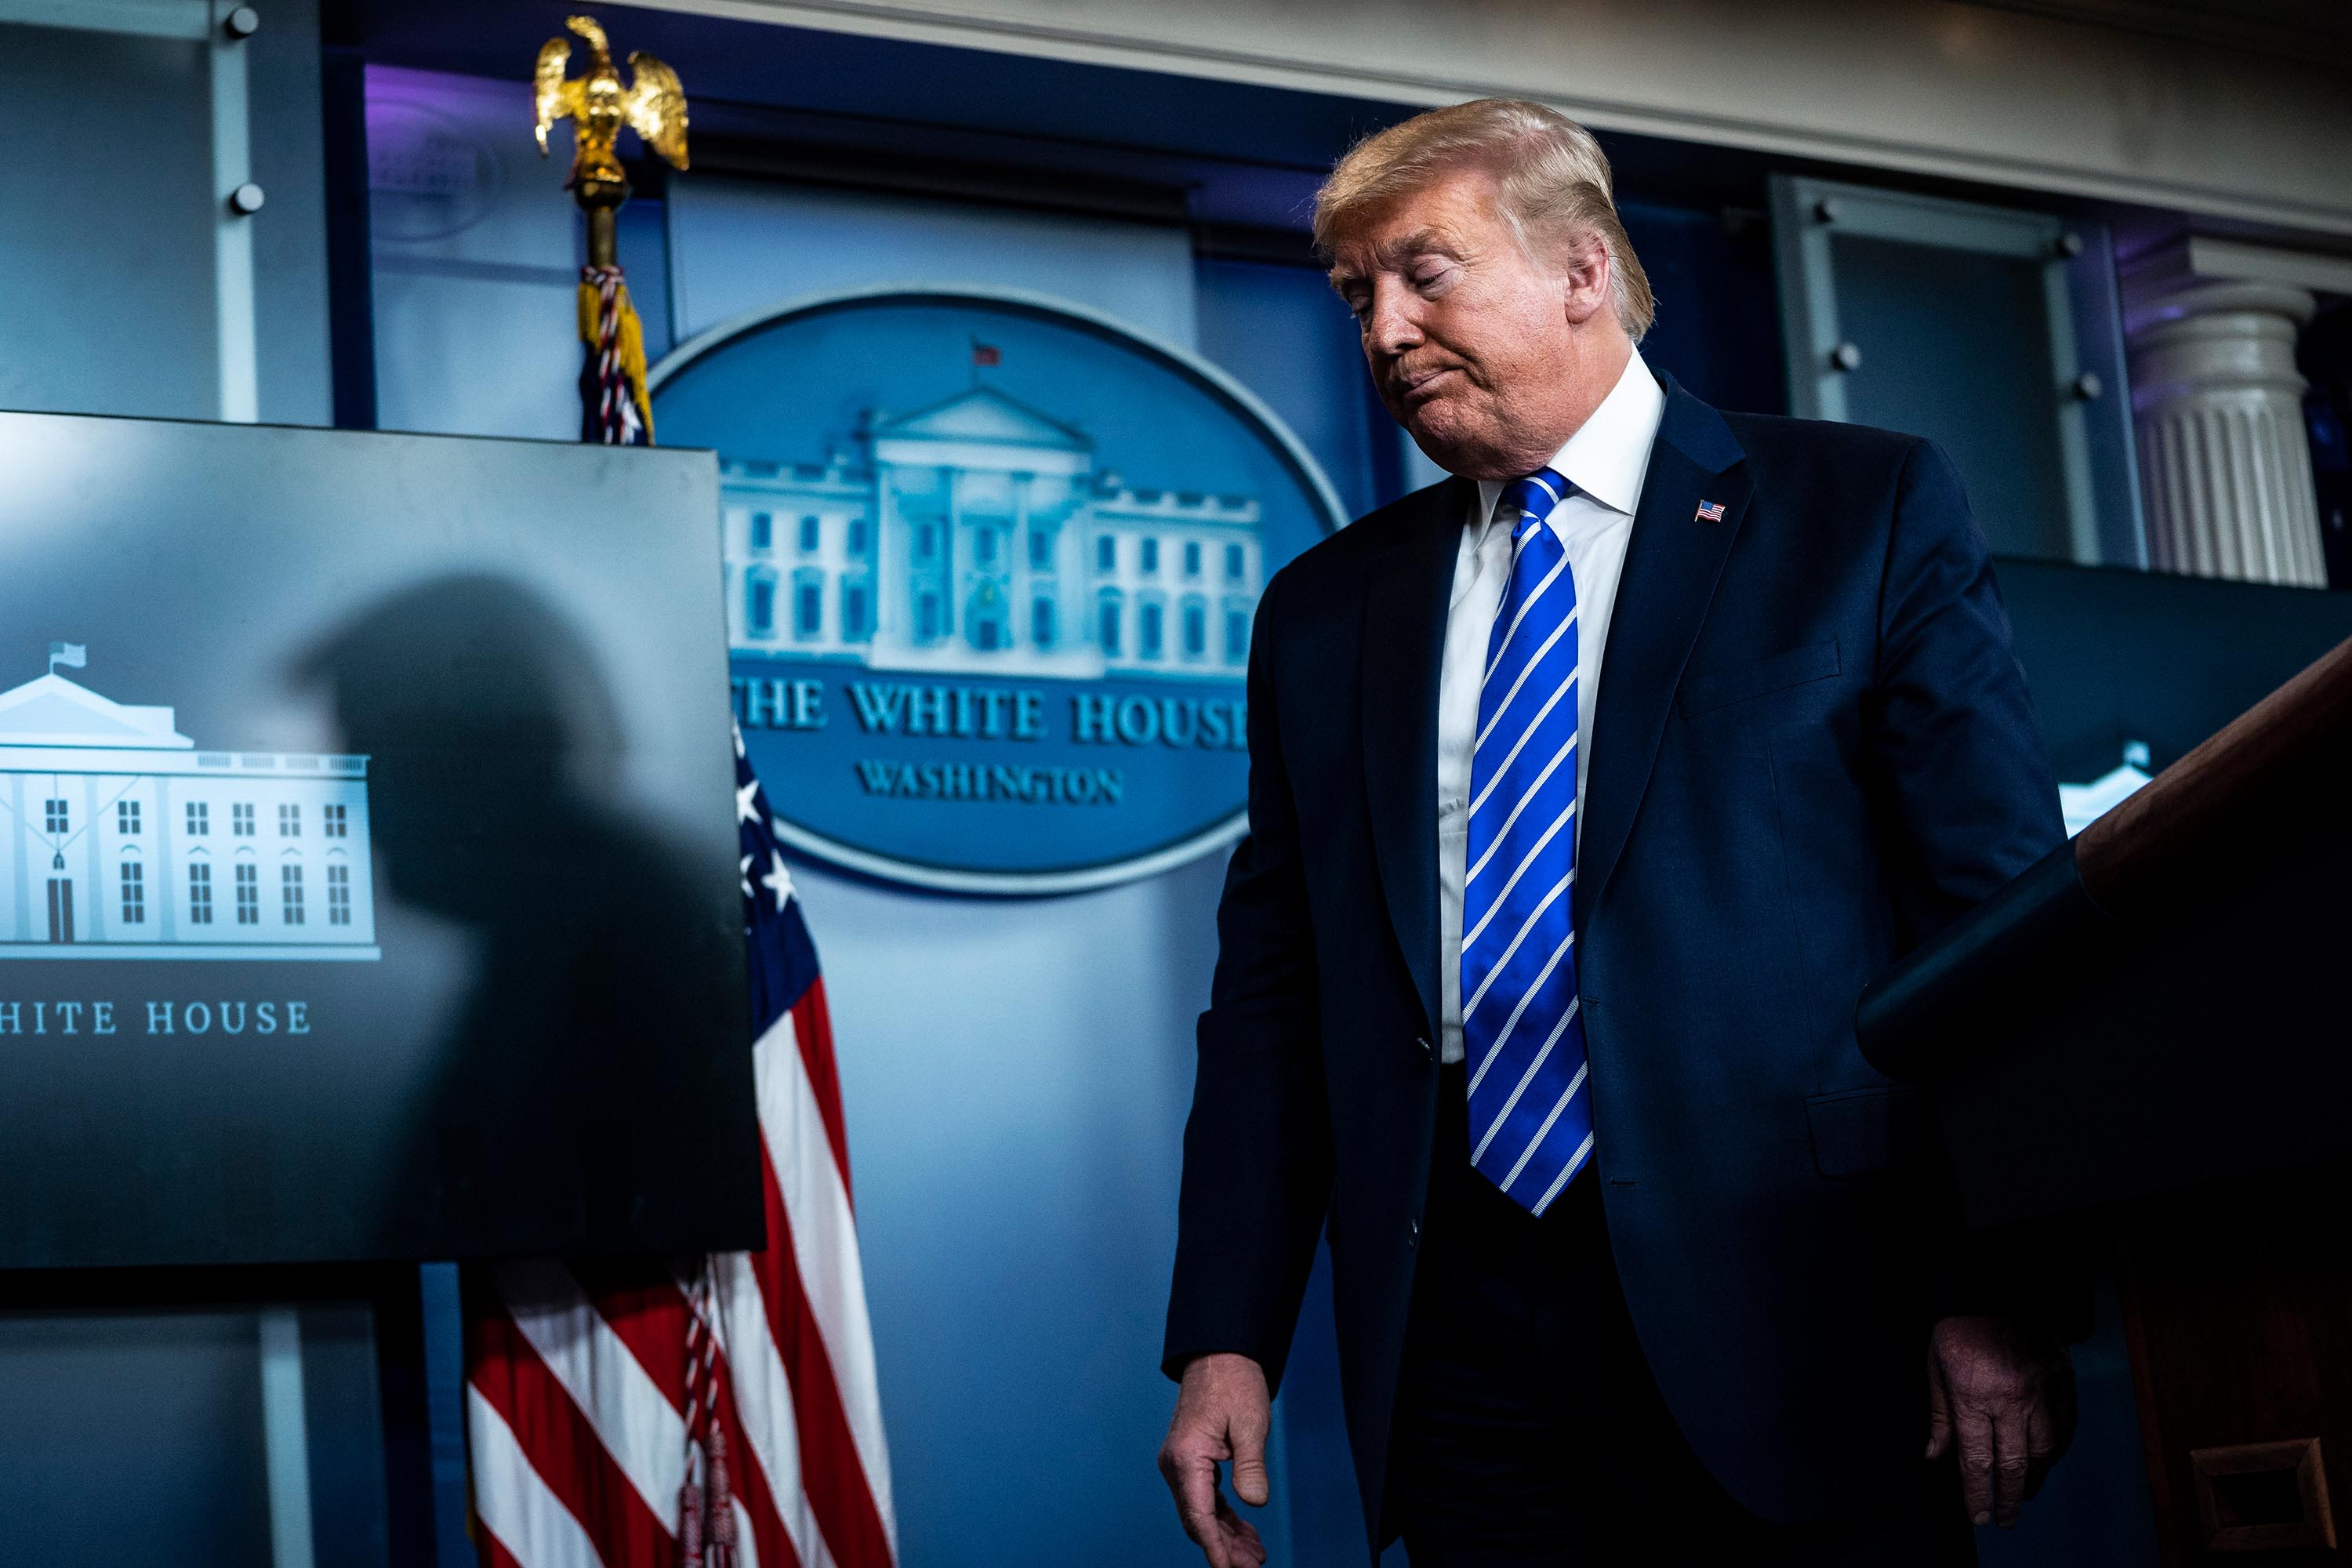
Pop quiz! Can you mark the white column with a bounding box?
[943,466,962,642]
[2128,281,2325,586]
[1011,474,1033,652]
[154,775,176,943]
[872,467,906,655]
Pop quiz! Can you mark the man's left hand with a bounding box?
[1925,1315,2078,1528]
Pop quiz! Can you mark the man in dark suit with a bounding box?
[1156,100,2077,1565]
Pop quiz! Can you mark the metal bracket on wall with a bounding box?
[210,0,260,421]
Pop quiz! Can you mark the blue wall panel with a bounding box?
[366,66,585,441]
[2,23,223,422]
[1617,199,1786,418]
[805,857,1236,1563]
[1196,258,1383,523]
[667,175,1201,351]
[0,1309,274,1563]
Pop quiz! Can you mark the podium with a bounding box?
[1859,632,2352,1562]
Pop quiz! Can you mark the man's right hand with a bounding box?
[1157,1352,1272,1568]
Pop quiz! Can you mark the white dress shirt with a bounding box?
[1435,350,1665,1064]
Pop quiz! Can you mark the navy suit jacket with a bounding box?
[1162,372,2065,1540]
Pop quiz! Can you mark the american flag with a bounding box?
[1695,499,1726,522]
[466,242,897,1565]
[466,731,897,1568]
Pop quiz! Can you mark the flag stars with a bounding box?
[737,776,762,824]
[760,848,794,913]
[740,848,794,912]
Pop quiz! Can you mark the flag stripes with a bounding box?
[760,995,892,1520]
[709,1247,820,1568]
[470,1385,608,1568]
[742,1006,894,1567]
[467,1297,677,1563]
[465,731,895,1568]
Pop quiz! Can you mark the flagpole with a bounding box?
[578,175,626,270]
[535,13,688,446]
[470,25,899,1566]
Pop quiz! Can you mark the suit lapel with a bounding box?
[1361,478,1468,1037]
[1575,377,1752,932]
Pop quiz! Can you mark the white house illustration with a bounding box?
[0,662,379,960]
[2060,741,2154,837]
[720,383,1263,680]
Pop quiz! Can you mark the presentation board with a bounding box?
[0,412,759,1268]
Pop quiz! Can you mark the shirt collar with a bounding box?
[1472,348,1665,534]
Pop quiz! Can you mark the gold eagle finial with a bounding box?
[534,13,689,187]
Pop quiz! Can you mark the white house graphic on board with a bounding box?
[0,656,379,960]
[719,383,1264,680]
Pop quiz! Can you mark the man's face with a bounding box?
[1328,168,1602,480]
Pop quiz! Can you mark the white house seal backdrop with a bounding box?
[652,286,1349,895]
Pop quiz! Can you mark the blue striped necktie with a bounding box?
[1460,467,1594,1217]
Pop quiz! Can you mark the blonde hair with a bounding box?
[1313,99,1654,343]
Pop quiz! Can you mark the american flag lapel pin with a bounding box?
[1695,499,1726,523]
